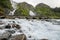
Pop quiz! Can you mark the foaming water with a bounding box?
[0,19,60,40]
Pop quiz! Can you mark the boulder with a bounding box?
[0,31,11,40]
[29,36,31,38]
[5,24,11,29]
[1,38,8,40]
[10,34,26,40]
[12,24,21,29]
[32,17,36,19]
[0,16,6,19]
[6,30,15,34]
[19,30,23,33]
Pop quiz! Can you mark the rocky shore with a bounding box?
[0,20,26,40]
[0,16,59,19]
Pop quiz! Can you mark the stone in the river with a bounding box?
[12,24,21,29]
[0,22,4,25]
[1,38,8,40]
[32,17,36,19]
[19,30,23,33]
[25,17,29,19]
[41,39,48,40]
[0,31,11,40]
[6,30,15,34]
[10,34,26,40]
[29,36,31,38]
[0,16,6,19]
[12,21,15,23]
[5,24,11,29]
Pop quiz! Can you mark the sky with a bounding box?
[13,0,60,8]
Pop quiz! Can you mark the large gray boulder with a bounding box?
[0,30,11,40]
[12,24,21,29]
[10,34,26,40]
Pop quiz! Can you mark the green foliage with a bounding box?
[0,0,13,10]
[0,0,13,16]
[35,3,50,16]
[15,7,29,16]
[0,7,5,15]
[15,3,60,18]
[35,3,60,18]
[15,2,34,16]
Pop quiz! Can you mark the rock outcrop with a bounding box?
[10,34,26,40]
[0,31,11,40]
[12,24,21,29]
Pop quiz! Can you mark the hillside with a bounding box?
[0,0,13,16]
[14,2,34,16]
[0,0,60,19]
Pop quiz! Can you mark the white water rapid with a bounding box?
[0,19,60,40]
[2,0,60,40]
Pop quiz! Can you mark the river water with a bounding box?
[0,19,60,40]
[3,0,60,40]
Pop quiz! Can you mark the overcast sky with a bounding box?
[13,0,60,8]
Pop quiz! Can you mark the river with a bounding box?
[0,19,60,40]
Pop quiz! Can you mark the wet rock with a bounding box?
[0,28,3,29]
[12,21,15,23]
[29,36,31,38]
[0,26,5,29]
[5,24,11,29]
[12,24,21,29]
[25,17,29,19]
[19,30,23,33]
[1,38,8,40]
[10,34,26,40]
[32,17,36,19]
[0,31,11,40]
[0,16,6,19]
[39,17,42,19]
[45,19,51,22]
[41,39,48,40]
[6,30,15,34]
[0,22,4,25]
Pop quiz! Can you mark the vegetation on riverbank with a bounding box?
[14,2,60,18]
[14,2,34,16]
[0,0,13,16]
[0,0,60,19]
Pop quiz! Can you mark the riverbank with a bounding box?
[0,15,60,19]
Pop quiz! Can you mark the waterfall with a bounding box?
[9,9,16,15]
[29,11,36,16]
[9,0,17,15]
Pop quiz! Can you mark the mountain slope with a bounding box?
[0,0,13,16]
[35,3,59,18]
[14,2,34,16]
